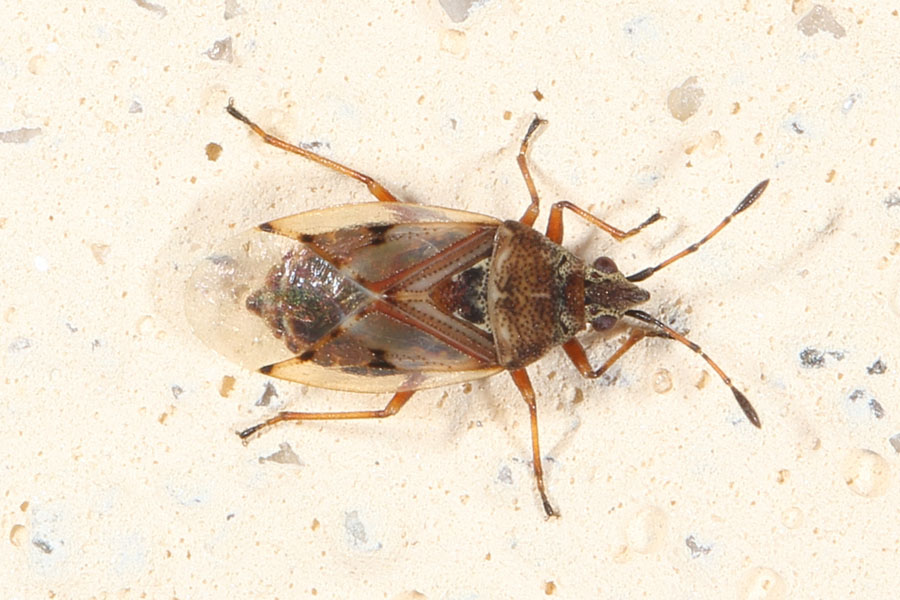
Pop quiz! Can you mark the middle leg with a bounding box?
[509,368,558,518]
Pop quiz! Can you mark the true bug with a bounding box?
[187,100,767,517]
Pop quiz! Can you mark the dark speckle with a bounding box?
[685,535,711,558]
[8,338,31,352]
[799,347,845,368]
[866,359,887,375]
[799,348,824,368]
[32,537,53,554]
[258,222,275,233]
[885,191,900,209]
[849,389,885,419]
[256,381,278,406]
[869,398,886,419]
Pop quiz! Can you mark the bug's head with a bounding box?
[584,256,650,331]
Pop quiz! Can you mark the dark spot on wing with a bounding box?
[367,224,392,245]
[367,348,396,370]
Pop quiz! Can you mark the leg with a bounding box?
[509,368,558,518]
[562,330,669,379]
[626,179,769,282]
[237,390,415,440]
[545,201,662,245]
[226,99,401,203]
[517,116,548,227]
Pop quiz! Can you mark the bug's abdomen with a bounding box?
[246,246,371,354]
[487,220,586,369]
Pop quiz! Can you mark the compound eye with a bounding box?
[591,315,617,331]
[592,256,618,274]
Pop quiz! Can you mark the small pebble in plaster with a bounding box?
[9,524,27,547]
[739,567,787,600]
[344,510,382,552]
[652,368,672,393]
[171,385,183,399]
[224,0,245,20]
[497,464,513,484]
[28,54,46,75]
[572,387,584,404]
[439,29,468,58]
[34,255,49,272]
[544,581,557,595]
[204,37,233,63]
[90,243,110,264]
[797,5,846,39]
[136,314,156,336]
[129,100,143,114]
[841,93,860,114]
[842,448,890,497]
[439,0,477,23]
[625,506,667,554]
[205,142,223,161]
[0,127,41,143]
[390,592,427,600]
[866,358,887,375]
[781,506,803,529]
[667,77,704,122]
[889,434,900,454]
[256,381,279,406]
[533,89,544,101]
[259,441,303,466]
[219,375,236,398]
[132,0,167,18]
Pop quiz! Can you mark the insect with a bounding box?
[186,99,767,518]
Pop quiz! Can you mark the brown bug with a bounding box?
[186,100,767,517]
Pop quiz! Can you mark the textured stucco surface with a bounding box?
[3,1,900,598]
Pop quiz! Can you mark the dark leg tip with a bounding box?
[225,100,252,125]
[237,423,262,440]
[542,498,560,519]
